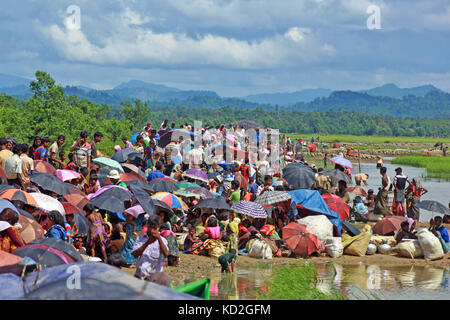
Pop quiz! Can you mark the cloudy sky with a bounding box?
[1,0,449,96]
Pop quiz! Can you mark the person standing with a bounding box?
[48,135,65,168]
[4,144,23,188]
[19,144,34,189]
[374,166,392,216]
[90,132,105,159]
[406,178,427,221]
[164,139,178,176]
[0,138,13,169]
[70,131,92,176]
[323,153,328,168]
[122,137,133,149]
[393,167,411,217]
[33,137,50,161]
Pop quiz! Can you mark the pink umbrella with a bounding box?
[124,205,145,218]
[225,134,236,142]
[56,169,81,182]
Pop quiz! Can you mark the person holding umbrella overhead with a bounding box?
[107,170,127,188]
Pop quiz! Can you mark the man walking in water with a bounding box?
[393,167,411,217]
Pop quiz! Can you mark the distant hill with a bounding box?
[0,73,31,88]
[244,88,332,105]
[113,80,181,92]
[360,83,443,98]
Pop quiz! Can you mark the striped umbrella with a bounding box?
[183,168,208,183]
[231,200,267,219]
[254,191,291,206]
[0,189,38,206]
[330,156,353,170]
[151,192,189,211]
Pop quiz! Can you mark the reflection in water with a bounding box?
[208,263,450,300]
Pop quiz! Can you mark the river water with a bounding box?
[350,162,450,222]
[208,263,450,300]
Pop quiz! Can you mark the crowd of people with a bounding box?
[0,121,449,286]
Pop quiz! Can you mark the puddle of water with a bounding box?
[203,263,450,300]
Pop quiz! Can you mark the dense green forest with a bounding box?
[1,71,449,155]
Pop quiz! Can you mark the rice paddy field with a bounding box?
[391,155,450,180]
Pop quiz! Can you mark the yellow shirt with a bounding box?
[0,149,13,168]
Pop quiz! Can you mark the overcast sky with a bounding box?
[1,0,449,96]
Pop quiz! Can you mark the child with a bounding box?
[218,249,237,273]
[67,153,77,171]
[66,213,79,239]
[59,151,67,169]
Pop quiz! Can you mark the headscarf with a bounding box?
[407,218,415,231]
[228,221,239,234]
[412,178,422,190]
[355,196,363,204]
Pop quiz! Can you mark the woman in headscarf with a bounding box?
[406,178,428,221]
[0,208,24,253]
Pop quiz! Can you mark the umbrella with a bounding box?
[18,208,36,220]
[151,192,189,211]
[120,172,146,182]
[0,184,15,192]
[33,160,56,175]
[185,187,215,199]
[61,202,89,236]
[322,193,350,221]
[96,166,116,186]
[373,216,406,236]
[342,221,362,237]
[0,198,19,214]
[207,171,222,180]
[64,183,86,195]
[0,189,38,206]
[63,193,90,210]
[17,215,45,243]
[121,163,147,180]
[234,171,249,189]
[91,194,126,213]
[193,196,230,210]
[282,163,316,190]
[13,245,76,269]
[0,250,23,268]
[60,201,83,215]
[56,169,81,182]
[158,129,198,149]
[415,200,450,215]
[92,157,124,173]
[148,178,178,193]
[330,156,353,170]
[20,261,198,300]
[174,189,200,199]
[231,201,267,219]
[236,119,265,129]
[88,185,132,201]
[124,205,146,219]
[30,172,69,195]
[183,168,208,183]
[125,180,153,193]
[129,186,156,216]
[29,193,66,215]
[254,191,291,206]
[346,187,367,197]
[177,182,201,189]
[111,148,137,163]
[322,169,352,185]
[282,222,322,258]
[29,238,82,262]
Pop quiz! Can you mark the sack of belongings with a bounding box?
[392,239,424,258]
[324,237,343,258]
[416,229,444,261]
[344,225,372,257]
[248,239,273,259]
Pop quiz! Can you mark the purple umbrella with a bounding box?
[330,156,353,170]
[183,168,208,183]
[185,187,215,199]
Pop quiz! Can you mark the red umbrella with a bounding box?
[282,222,322,258]
[308,144,316,152]
[346,187,367,197]
[373,216,406,235]
[63,193,90,210]
[33,160,56,175]
[322,193,350,221]
[61,202,84,215]
[119,172,146,182]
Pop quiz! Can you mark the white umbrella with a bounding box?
[29,193,66,216]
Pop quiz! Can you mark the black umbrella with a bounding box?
[14,245,74,269]
[322,169,352,185]
[0,184,15,192]
[342,221,361,237]
[207,171,223,180]
[125,180,152,193]
[282,163,316,190]
[185,187,215,199]
[152,199,174,215]
[29,238,82,262]
[91,195,126,212]
[30,172,69,195]
[92,187,133,202]
[148,179,178,193]
[415,200,450,215]
[157,129,196,149]
[73,212,89,236]
[130,185,156,216]
[122,164,147,180]
[193,196,230,210]
[18,208,36,220]
[96,166,116,187]
[111,148,136,163]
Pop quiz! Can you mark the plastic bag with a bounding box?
[324,237,343,258]
[177,234,187,250]
[344,225,372,256]
[417,229,444,261]
[248,239,273,259]
[393,240,424,258]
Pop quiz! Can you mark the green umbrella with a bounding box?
[92,157,124,173]
[174,189,201,199]
[176,182,200,189]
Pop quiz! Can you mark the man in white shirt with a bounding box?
[186,145,205,169]
[5,145,23,188]
[257,175,274,196]
[132,216,169,280]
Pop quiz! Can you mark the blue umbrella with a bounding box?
[0,198,19,214]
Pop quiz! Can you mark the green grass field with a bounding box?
[392,155,450,180]
[285,134,450,144]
